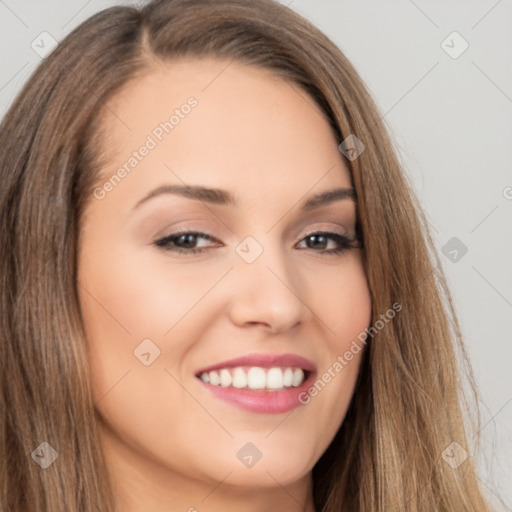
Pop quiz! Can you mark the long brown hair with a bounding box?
[0,1,493,510]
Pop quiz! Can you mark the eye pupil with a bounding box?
[308,234,327,249]
[178,234,196,248]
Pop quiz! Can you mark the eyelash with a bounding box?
[154,230,359,256]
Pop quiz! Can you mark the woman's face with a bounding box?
[78,58,372,503]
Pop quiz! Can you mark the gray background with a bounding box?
[1,0,510,509]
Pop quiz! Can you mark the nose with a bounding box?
[227,241,313,333]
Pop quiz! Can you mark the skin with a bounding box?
[77,57,372,512]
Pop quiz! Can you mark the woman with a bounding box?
[0,0,494,510]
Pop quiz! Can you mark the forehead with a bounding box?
[93,57,352,209]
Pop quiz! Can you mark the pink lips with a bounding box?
[195,353,317,414]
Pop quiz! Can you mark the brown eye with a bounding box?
[155,231,219,254]
[296,231,357,255]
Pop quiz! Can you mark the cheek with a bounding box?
[78,243,225,339]
[77,246,214,450]
[301,254,371,431]
[313,253,372,346]
[77,243,231,399]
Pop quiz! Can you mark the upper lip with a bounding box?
[195,353,317,375]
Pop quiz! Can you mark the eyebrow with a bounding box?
[132,184,356,211]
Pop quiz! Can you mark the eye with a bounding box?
[295,231,358,255]
[154,230,360,256]
[154,231,219,254]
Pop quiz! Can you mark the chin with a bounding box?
[220,450,313,488]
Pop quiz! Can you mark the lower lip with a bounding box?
[197,373,316,414]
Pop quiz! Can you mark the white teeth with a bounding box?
[199,366,307,390]
[247,367,266,389]
[283,368,293,387]
[232,367,248,388]
[209,370,220,386]
[220,369,232,387]
[267,367,283,389]
[292,368,304,387]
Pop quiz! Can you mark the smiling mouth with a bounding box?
[196,366,310,391]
